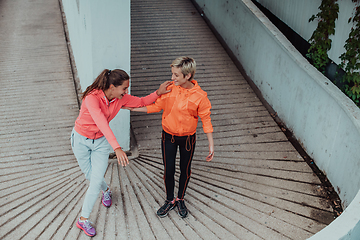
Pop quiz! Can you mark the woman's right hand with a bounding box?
[115,148,129,166]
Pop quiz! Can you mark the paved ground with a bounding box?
[0,0,336,239]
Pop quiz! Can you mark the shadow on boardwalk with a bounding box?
[0,0,336,239]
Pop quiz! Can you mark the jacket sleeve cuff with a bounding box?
[110,142,121,151]
[146,104,157,113]
[203,126,214,133]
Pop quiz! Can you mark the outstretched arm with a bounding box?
[205,132,214,161]
[130,107,148,112]
[121,81,172,108]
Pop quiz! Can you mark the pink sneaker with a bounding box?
[76,219,96,237]
[102,189,112,207]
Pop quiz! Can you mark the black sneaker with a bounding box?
[157,200,176,217]
[176,199,188,218]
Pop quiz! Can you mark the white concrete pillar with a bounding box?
[61,0,131,150]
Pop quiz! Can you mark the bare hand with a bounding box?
[156,81,172,96]
[115,148,129,166]
[206,152,214,162]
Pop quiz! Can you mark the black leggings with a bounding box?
[161,130,196,201]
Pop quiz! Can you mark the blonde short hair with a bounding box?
[171,56,196,80]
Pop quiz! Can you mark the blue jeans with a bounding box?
[71,129,110,218]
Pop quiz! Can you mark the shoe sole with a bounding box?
[157,205,176,218]
[177,211,188,218]
[102,201,112,208]
[76,222,96,237]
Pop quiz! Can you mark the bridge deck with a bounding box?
[0,0,335,239]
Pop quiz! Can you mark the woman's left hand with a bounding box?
[115,148,129,166]
[206,150,214,162]
[156,81,172,96]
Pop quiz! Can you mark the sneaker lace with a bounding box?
[160,201,169,210]
[161,200,173,210]
[178,200,186,210]
[103,190,111,201]
[83,220,94,230]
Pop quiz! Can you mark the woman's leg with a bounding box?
[177,133,196,199]
[81,136,110,218]
[71,129,92,181]
[71,130,110,219]
[157,131,178,217]
[161,131,177,201]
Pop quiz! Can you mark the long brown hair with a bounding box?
[81,69,130,100]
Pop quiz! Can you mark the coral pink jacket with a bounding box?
[146,80,213,136]
[74,89,158,150]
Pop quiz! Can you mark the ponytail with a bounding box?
[81,69,130,100]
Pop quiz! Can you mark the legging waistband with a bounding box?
[162,130,196,151]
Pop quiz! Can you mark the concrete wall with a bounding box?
[254,0,356,66]
[61,0,131,150]
[308,191,360,240]
[192,0,360,239]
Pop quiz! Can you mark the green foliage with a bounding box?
[307,0,339,73]
[307,0,360,107]
[339,3,360,106]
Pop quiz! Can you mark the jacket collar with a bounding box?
[175,80,199,91]
[90,89,116,105]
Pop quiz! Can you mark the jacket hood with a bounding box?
[173,80,200,92]
[89,89,114,105]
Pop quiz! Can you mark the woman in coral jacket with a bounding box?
[71,69,170,237]
[131,57,214,218]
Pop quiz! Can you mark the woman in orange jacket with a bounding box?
[131,57,214,218]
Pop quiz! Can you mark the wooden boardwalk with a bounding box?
[0,0,336,239]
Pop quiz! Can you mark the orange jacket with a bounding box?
[146,80,213,136]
